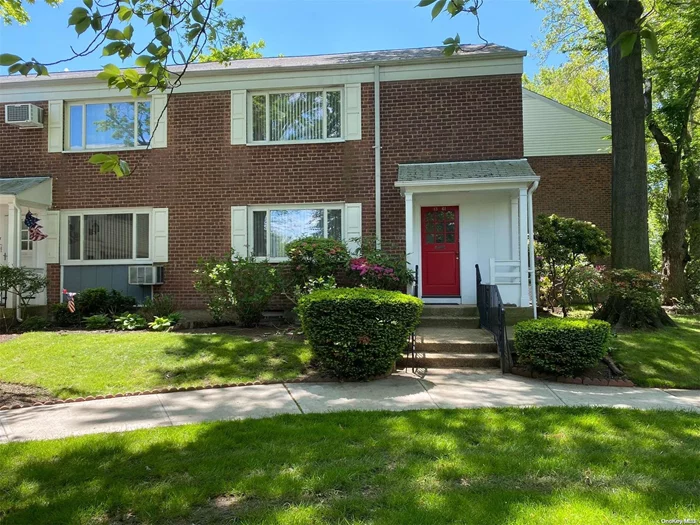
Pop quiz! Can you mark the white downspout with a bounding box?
[374,65,381,248]
[527,180,539,319]
[7,203,22,321]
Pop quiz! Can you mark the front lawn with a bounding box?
[0,332,312,399]
[612,315,700,389]
[1,407,698,524]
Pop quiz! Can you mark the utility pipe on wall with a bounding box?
[527,179,540,319]
[374,65,382,248]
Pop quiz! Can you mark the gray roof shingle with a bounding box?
[0,177,51,195]
[398,159,537,182]
[0,45,525,84]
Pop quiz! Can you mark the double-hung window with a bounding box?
[65,211,151,263]
[250,89,342,143]
[67,100,151,151]
[251,205,343,259]
[20,223,33,252]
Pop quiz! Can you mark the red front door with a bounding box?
[421,206,460,297]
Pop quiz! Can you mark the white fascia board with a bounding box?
[395,176,539,194]
[0,56,525,104]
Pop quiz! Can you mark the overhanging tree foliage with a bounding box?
[0,0,260,177]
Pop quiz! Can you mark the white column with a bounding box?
[518,187,529,307]
[6,203,19,309]
[510,197,519,260]
[404,192,414,295]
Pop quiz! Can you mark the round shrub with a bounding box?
[286,237,350,286]
[514,318,611,376]
[297,288,423,380]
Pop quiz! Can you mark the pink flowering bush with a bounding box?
[347,240,415,291]
[285,237,350,288]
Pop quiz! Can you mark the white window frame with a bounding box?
[64,98,152,153]
[247,88,344,145]
[60,208,154,266]
[249,203,345,262]
[20,222,33,252]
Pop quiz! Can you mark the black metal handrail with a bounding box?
[476,264,512,373]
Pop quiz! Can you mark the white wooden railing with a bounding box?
[488,259,521,285]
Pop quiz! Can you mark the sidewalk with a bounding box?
[1,369,698,443]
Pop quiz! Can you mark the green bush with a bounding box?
[194,251,280,327]
[0,266,48,320]
[347,238,415,291]
[140,294,178,321]
[75,288,136,317]
[607,269,663,327]
[286,237,350,286]
[18,315,50,332]
[84,314,112,330]
[148,313,182,331]
[298,288,423,380]
[51,303,81,328]
[514,318,611,376]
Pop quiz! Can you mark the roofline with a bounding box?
[395,175,540,187]
[522,88,611,130]
[398,158,530,168]
[0,47,527,87]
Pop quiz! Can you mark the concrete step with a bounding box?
[421,305,479,318]
[419,316,480,329]
[415,327,497,354]
[398,353,501,369]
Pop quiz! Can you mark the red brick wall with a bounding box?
[1,74,612,309]
[529,154,612,235]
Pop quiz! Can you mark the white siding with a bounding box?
[523,89,611,157]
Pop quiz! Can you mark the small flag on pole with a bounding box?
[63,289,76,313]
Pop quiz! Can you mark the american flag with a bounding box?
[63,289,76,313]
[24,211,48,241]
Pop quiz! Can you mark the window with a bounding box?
[21,223,33,251]
[250,89,342,143]
[67,100,151,151]
[66,211,150,262]
[251,206,343,258]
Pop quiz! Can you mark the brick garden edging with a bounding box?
[511,366,635,387]
[0,376,336,411]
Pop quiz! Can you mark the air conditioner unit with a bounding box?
[128,266,164,285]
[5,103,44,128]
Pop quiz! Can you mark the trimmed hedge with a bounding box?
[514,318,611,376]
[297,288,423,380]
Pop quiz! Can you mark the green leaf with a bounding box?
[146,43,160,55]
[431,0,446,19]
[186,26,200,41]
[119,160,131,176]
[191,7,204,24]
[105,28,124,40]
[103,42,123,56]
[640,28,658,56]
[123,24,133,40]
[611,30,637,58]
[68,7,89,24]
[0,53,22,66]
[83,0,93,9]
[88,153,113,164]
[8,63,22,74]
[75,17,91,35]
[416,0,437,6]
[118,5,132,21]
[90,15,102,31]
[102,63,121,76]
[134,55,151,67]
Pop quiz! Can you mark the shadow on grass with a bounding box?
[1,407,698,524]
[149,334,312,386]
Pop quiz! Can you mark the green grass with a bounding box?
[0,332,312,398]
[0,407,698,524]
[612,315,700,389]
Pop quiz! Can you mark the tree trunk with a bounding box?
[688,162,700,262]
[590,0,651,272]
[661,183,689,302]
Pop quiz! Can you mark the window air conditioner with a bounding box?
[128,266,164,285]
[4,104,44,128]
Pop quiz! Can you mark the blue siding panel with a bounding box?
[63,266,152,303]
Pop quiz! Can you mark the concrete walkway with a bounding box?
[1,370,698,443]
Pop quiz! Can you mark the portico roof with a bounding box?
[397,159,538,183]
[0,177,52,207]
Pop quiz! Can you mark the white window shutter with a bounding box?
[344,84,362,141]
[150,94,168,148]
[344,203,362,254]
[231,90,247,145]
[231,206,248,256]
[44,210,60,263]
[47,100,63,153]
[152,208,169,262]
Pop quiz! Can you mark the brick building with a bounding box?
[0,45,611,309]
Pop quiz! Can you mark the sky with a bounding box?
[0,0,558,77]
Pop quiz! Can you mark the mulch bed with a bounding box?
[0,382,58,407]
[511,357,635,387]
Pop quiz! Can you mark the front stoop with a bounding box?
[399,307,501,369]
